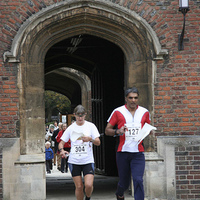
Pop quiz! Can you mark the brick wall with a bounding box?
[0,61,19,137]
[0,0,199,137]
[175,146,200,199]
[0,149,2,200]
[0,0,200,199]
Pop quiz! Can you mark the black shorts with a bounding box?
[68,163,94,177]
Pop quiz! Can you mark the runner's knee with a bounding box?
[85,182,93,190]
[75,183,84,191]
[132,176,143,189]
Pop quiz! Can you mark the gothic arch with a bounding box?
[4,0,168,154]
[45,67,91,112]
[2,1,171,199]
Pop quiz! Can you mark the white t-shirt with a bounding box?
[61,120,100,165]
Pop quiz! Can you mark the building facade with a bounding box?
[0,0,200,199]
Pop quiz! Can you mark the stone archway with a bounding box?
[3,1,168,199]
[45,67,91,115]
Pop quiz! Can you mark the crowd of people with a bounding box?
[44,87,155,200]
[45,120,71,173]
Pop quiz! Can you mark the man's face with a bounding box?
[59,124,62,130]
[125,92,139,109]
[50,128,54,132]
[63,124,67,131]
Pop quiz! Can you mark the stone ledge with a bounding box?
[0,138,19,148]
[15,154,45,165]
[145,152,164,162]
[157,136,200,146]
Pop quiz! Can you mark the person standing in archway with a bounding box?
[105,87,151,200]
[56,123,71,173]
[52,122,63,170]
[58,105,101,200]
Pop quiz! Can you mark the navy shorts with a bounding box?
[68,163,95,177]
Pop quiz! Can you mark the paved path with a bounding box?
[46,165,133,200]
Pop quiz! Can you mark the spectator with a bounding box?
[57,123,71,173]
[45,124,54,142]
[54,120,59,130]
[45,124,55,169]
[45,141,54,174]
[52,122,63,167]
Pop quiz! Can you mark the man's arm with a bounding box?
[105,123,115,136]
[105,123,127,136]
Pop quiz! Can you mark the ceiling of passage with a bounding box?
[44,34,124,105]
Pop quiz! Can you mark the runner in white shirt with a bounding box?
[59,105,100,200]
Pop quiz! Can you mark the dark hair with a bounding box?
[125,87,139,97]
[73,105,86,114]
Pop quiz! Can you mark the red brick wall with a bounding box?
[1,0,199,137]
[0,149,2,200]
[0,61,19,137]
[175,146,200,199]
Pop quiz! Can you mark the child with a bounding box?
[45,141,54,174]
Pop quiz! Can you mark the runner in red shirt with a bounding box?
[105,87,151,200]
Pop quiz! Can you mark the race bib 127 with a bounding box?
[125,123,141,141]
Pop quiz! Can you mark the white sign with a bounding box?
[62,115,66,123]
[134,123,157,145]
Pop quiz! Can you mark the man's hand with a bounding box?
[116,125,127,135]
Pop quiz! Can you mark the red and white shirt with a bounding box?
[107,105,151,152]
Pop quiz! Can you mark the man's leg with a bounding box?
[130,152,145,200]
[61,157,65,173]
[52,147,56,165]
[116,152,131,198]
[57,153,61,170]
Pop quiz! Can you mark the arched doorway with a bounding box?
[45,34,124,175]
[15,1,159,154]
[3,1,168,199]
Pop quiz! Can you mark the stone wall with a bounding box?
[1,138,46,200]
[157,136,200,200]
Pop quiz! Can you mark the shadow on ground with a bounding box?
[46,165,132,200]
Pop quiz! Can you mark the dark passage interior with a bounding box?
[45,34,125,176]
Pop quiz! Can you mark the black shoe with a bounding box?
[47,171,51,174]
[57,167,61,171]
[61,171,64,173]
[85,196,90,200]
[116,195,124,200]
